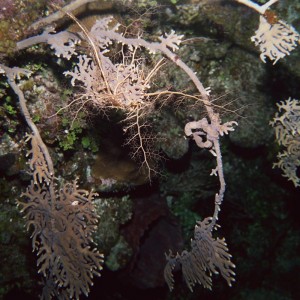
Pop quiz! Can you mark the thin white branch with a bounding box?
[29,0,98,30]
[236,0,279,14]
[0,64,55,177]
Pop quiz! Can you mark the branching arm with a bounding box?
[236,0,279,14]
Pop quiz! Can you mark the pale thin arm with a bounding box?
[29,0,97,30]
[0,64,54,177]
[236,0,279,14]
